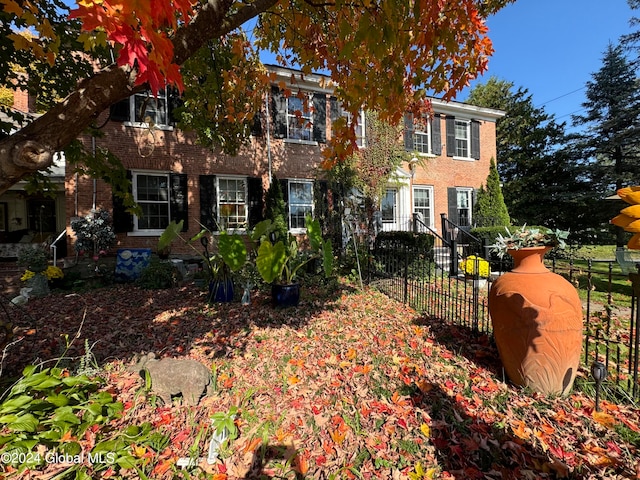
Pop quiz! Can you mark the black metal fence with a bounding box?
[368,232,640,403]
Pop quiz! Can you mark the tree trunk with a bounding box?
[0,0,279,195]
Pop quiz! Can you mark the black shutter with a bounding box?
[199,175,217,232]
[446,116,456,157]
[471,120,480,160]
[167,88,183,126]
[314,179,329,226]
[404,113,414,151]
[431,114,442,155]
[247,176,264,228]
[280,179,290,229]
[312,93,327,143]
[329,96,342,123]
[447,187,458,224]
[251,109,263,137]
[112,170,133,233]
[169,173,188,231]
[271,86,287,139]
[110,98,130,122]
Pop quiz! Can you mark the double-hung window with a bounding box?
[341,109,366,148]
[381,189,397,224]
[413,186,434,230]
[110,88,173,129]
[454,120,470,158]
[287,96,312,141]
[217,177,247,230]
[456,188,473,227]
[413,122,431,155]
[288,180,314,230]
[134,89,168,126]
[133,172,170,232]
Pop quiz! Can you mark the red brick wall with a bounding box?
[65,105,499,256]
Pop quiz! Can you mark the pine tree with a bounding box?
[568,43,640,244]
[473,158,510,227]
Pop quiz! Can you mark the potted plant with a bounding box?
[459,254,490,289]
[156,220,247,303]
[17,246,50,297]
[197,230,247,303]
[157,219,183,259]
[253,215,333,307]
[488,225,582,396]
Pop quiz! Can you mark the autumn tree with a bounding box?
[0,0,513,195]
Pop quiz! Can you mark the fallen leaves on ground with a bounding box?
[2,281,639,479]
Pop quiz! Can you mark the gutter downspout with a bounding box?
[264,91,272,184]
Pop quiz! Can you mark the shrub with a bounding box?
[138,258,181,289]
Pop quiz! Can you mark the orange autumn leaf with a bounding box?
[288,375,300,385]
[511,420,530,440]
[242,437,262,453]
[592,411,617,427]
[346,348,357,360]
[295,451,310,475]
[330,428,347,444]
[151,459,173,476]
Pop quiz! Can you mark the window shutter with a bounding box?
[168,88,183,126]
[471,120,480,160]
[112,170,133,233]
[447,187,458,224]
[446,116,456,157]
[279,178,290,228]
[199,175,217,232]
[329,96,342,123]
[271,86,287,139]
[247,176,264,228]
[403,113,414,151]
[169,173,188,231]
[312,93,327,143]
[314,180,329,227]
[431,114,442,155]
[110,98,130,122]
[251,109,263,137]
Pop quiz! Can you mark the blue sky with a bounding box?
[460,0,636,125]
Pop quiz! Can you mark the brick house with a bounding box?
[1,65,503,259]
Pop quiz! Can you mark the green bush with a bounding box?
[137,258,181,289]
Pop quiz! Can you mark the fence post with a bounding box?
[403,240,409,304]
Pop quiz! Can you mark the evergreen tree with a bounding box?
[568,43,640,244]
[473,158,510,227]
[466,77,586,230]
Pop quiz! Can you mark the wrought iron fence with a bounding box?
[368,233,640,403]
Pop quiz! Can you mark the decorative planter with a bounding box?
[488,247,583,395]
[271,283,300,307]
[208,279,234,303]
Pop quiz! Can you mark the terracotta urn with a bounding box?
[488,246,583,395]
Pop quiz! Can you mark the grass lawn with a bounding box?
[1,281,639,479]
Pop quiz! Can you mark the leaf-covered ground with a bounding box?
[3,281,640,479]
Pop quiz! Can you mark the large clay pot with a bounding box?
[488,247,583,395]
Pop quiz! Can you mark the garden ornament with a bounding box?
[129,352,213,406]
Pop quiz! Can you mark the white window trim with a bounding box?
[456,187,473,227]
[413,119,432,156]
[216,175,249,233]
[284,94,314,144]
[412,185,435,230]
[288,179,314,234]
[123,88,174,131]
[341,109,366,148]
[129,170,171,236]
[453,119,472,161]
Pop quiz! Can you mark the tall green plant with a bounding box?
[473,158,510,227]
[264,176,289,246]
